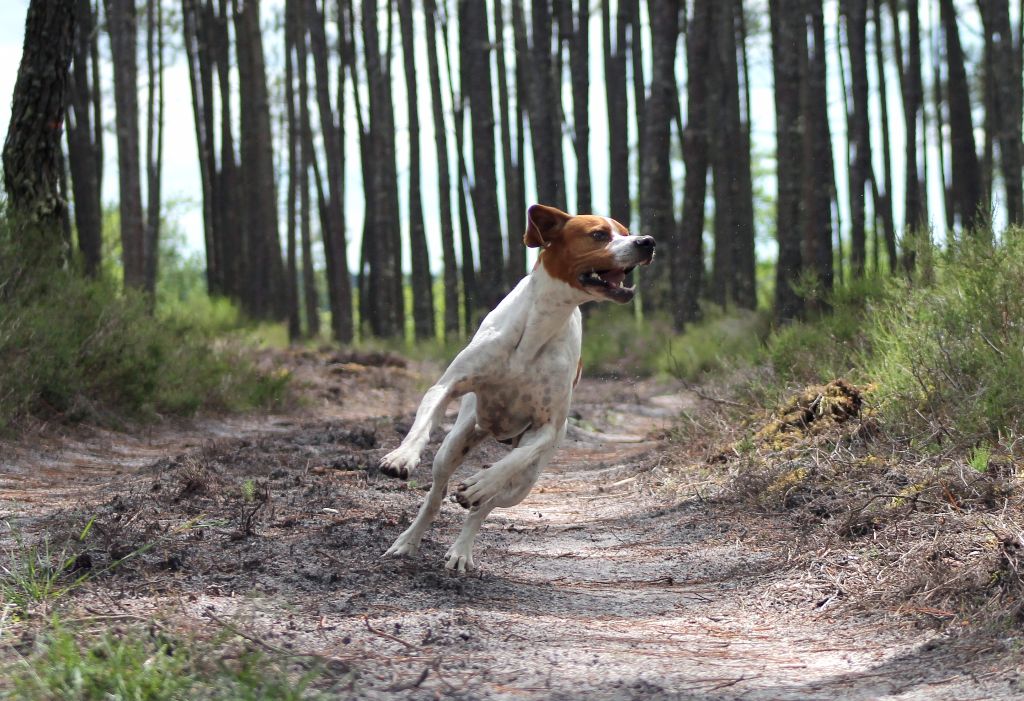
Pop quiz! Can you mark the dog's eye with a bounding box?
[590,230,611,242]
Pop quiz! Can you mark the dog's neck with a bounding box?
[510,262,589,361]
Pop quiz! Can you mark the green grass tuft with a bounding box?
[7,621,325,700]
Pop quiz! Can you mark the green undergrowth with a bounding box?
[3,619,330,700]
[708,231,1024,628]
[0,221,289,432]
[582,304,770,379]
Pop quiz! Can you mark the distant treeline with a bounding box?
[4,0,1022,341]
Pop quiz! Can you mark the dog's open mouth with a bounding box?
[578,266,636,292]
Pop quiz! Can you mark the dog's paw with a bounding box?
[454,470,502,510]
[383,532,421,558]
[378,446,420,480]
[444,543,475,572]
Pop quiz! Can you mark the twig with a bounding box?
[204,608,351,672]
[683,382,748,409]
[383,667,430,692]
[363,615,417,650]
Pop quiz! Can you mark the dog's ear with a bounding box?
[524,204,571,248]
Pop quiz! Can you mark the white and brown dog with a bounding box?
[379,204,655,571]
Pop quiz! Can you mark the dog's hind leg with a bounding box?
[384,395,486,558]
[445,421,565,572]
[454,421,564,511]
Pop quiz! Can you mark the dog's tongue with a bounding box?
[599,269,626,286]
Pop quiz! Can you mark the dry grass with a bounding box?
[672,378,1024,631]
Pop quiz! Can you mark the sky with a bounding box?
[0,2,1007,278]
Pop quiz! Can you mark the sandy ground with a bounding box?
[0,354,1020,700]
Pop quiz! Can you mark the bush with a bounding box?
[764,275,889,386]
[0,216,288,431]
[582,304,769,380]
[866,232,1024,442]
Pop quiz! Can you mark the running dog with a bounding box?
[378,204,655,571]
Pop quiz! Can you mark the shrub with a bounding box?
[0,215,288,431]
[866,232,1024,442]
[581,304,769,380]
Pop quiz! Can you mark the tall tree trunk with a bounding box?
[638,0,678,314]
[872,0,897,271]
[361,0,404,337]
[66,0,103,276]
[629,0,645,218]
[525,0,563,207]
[731,0,756,309]
[495,0,524,288]
[842,0,870,276]
[3,0,76,266]
[803,1,835,303]
[398,0,435,339]
[235,0,286,319]
[105,0,146,289]
[602,0,630,226]
[294,0,319,338]
[978,0,1024,225]
[424,0,460,339]
[675,0,712,328]
[440,4,477,331]
[459,0,505,312]
[708,0,755,310]
[306,0,353,341]
[284,0,301,341]
[569,0,591,215]
[940,0,982,232]
[144,0,165,295]
[181,0,216,292]
[771,0,805,321]
[893,0,926,272]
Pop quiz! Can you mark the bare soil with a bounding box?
[1,352,1021,699]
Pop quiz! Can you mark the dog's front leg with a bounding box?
[378,362,472,479]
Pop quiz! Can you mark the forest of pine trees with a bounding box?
[6,0,1024,341]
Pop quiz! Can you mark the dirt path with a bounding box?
[1,365,1018,700]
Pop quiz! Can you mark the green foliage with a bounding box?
[865,232,1024,441]
[7,621,324,701]
[582,304,769,380]
[969,444,992,473]
[0,535,76,615]
[765,275,889,386]
[0,212,289,431]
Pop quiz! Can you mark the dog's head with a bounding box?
[525,204,655,304]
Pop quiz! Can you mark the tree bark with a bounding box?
[105,0,146,289]
[284,0,301,341]
[601,0,630,226]
[524,0,564,207]
[872,0,897,271]
[978,0,1023,225]
[495,0,525,287]
[569,0,591,215]
[234,0,286,319]
[398,0,435,339]
[802,1,835,303]
[842,0,869,276]
[144,0,165,295]
[675,0,712,328]
[361,0,405,337]
[306,0,353,341]
[638,0,678,314]
[940,0,983,232]
[3,0,76,265]
[66,0,103,276]
[771,0,805,321]
[459,0,505,312]
[707,0,755,310]
[424,0,460,339]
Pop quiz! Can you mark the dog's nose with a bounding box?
[634,235,656,250]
